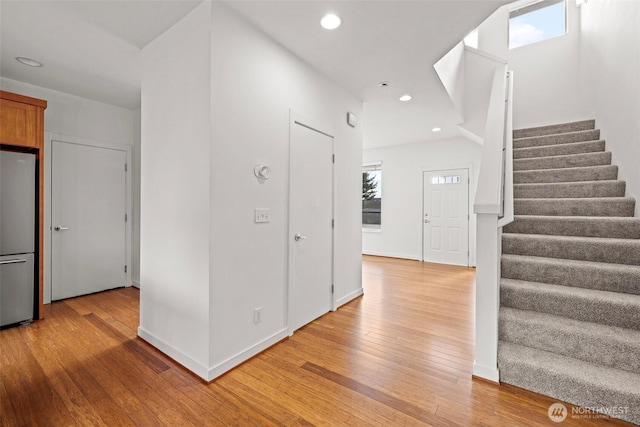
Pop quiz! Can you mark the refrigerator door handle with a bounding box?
[0,259,27,265]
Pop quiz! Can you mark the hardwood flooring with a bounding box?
[1,255,633,426]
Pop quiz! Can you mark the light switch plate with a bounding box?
[255,208,270,223]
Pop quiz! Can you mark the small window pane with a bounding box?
[431,175,461,185]
[509,0,566,49]
[363,169,382,230]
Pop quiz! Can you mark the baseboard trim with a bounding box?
[336,287,364,308]
[132,280,140,288]
[137,326,209,380]
[206,328,288,381]
[362,251,420,261]
[472,374,500,386]
[473,362,500,383]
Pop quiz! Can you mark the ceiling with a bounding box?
[0,0,509,149]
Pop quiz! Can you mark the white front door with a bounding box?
[423,168,469,266]
[289,115,333,333]
[51,141,127,301]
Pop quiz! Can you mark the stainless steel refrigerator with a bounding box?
[0,150,36,328]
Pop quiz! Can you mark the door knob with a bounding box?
[424,220,430,223]
[294,234,307,241]
[54,226,69,231]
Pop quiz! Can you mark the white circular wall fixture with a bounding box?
[16,57,43,67]
[254,164,271,179]
[432,127,442,132]
[321,14,341,30]
[399,94,412,102]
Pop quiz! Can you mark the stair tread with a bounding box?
[513,180,625,199]
[513,119,595,138]
[501,276,640,304]
[513,165,619,183]
[502,253,640,273]
[513,139,605,159]
[501,278,640,329]
[514,179,622,187]
[513,128,600,142]
[501,255,640,294]
[514,197,636,217]
[504,215,640,239]
[500,306,640,342]
[499,341,640,424]
[515,196,635,201]
[502,234,640,264]
[500,307,640,374]
[498,340,640,395]
[503,232,640,244]
[513,151,611,171]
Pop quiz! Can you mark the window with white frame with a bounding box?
[509,0,566,49]
[362,162,382,230]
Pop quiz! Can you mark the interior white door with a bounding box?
[289,118,333,332]
[423,168,469,266]
[51,141,126,301]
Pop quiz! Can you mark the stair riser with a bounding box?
[514,181,625,199]
[514,198,635,217]
[514,152,611,171]
[514,165,618,184]
[513,119,596,138]
[498,344,640,425]
[502,234,640,266]
[513,140,605,159]
[500,282,640,330]
[513,129,601,149]
[501,256,640,295]
[499,311,640,374]
[503,216,640,239]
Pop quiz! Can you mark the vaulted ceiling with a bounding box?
[0,0,508,148]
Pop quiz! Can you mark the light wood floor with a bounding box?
[1,255,633,426]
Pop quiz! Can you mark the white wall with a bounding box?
[140,1,363,380]
[0,77,136,304]
[581,0,640,215]
[362,137,481,265]
[476,1,591,129]
[208,2,363,376]
[132,108,141,287]
[139,1,212,376]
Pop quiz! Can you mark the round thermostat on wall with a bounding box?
[254,164,271,179]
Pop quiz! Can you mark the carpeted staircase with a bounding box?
[497,119,640,425]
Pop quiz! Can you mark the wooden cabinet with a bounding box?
[0,90,47,320]
[0,92,46,148]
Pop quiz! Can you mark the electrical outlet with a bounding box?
[254,208,270,223]
[253,307,262,324]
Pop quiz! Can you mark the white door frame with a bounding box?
[287,110,335,336]
[44,133,132,304]
[421,167,470,266]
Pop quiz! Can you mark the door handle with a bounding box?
[0,259,27,265]
[424,220,431,223]
[294,234,307,241]
[54,226,70,231]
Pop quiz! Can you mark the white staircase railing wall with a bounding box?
[435,38,514,382]
[473,67,514,382]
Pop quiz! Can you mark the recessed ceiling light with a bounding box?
[16,57,43,67]
[321,14,341,30]
[399,94,412,102]
[432,127,442,132]
[378,81,391,87]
